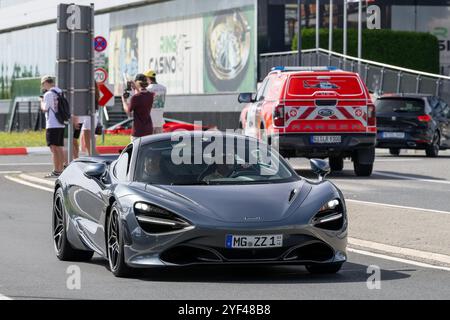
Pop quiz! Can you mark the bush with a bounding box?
[292,28,439,74]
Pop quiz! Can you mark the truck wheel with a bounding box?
[389,148,400,156]
[329,157,344,172]
[354,162,373,177]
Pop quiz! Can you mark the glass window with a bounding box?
[135,137,297,186]
[114,149,131,181]
[376,98,425,114]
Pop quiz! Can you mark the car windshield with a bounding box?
[376,98,424,114]
[134,136,297,186]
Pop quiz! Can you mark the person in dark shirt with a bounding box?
[121,74,154,140]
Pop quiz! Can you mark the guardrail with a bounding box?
[7,97,45,132]
[259,48,450,103]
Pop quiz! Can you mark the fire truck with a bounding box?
[238,67,377,176]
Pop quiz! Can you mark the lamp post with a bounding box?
[298,0,302,65]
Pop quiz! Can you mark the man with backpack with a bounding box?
[40,75,70,178]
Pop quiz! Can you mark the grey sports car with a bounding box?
[53,132,347,277]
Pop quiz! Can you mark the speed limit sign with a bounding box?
[94,68,108,83]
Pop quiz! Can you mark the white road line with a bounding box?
[0,163,52,166]
[0,171,22,174]
[348,248,450,272]
[346,199,450,215]
[4,175,54,193]
[373,159,421,162]
[0,293,12,300]
[19,173,55,187]
[349,238,450,266]
[374,171,450,185]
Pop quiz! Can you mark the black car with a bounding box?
[375,94,450,157]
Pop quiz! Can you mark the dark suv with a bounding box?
[375,94,450,157]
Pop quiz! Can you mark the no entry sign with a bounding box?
[94,36,107,52]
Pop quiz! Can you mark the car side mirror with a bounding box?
[310,159,331,182]
[238,92,256,103]
[84,163,107,180]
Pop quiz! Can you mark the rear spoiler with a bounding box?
[75,155,119,165]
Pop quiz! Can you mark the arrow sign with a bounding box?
[98,83,114,107]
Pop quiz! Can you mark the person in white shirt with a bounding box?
[144,70,167,134]
[40,75,65,178]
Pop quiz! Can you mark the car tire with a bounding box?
[389,148,400,156]
[106,203,134,278]
[425,132,440,157]
[353,162,373,177]
[329,157,344,172]
[53,188,94,261]
[306,262,343,274]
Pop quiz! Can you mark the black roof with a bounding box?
[379,93,433,99]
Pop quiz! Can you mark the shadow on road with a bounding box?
[83,261,412,284]
[295,169,447,182]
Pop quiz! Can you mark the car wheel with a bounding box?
[425,132,440,157]
[389,148,400,156]
[353,161,373,177]
[306,262,343,274]
[53,188,94,261]
[329,156,344,172]
[107,203,134,277]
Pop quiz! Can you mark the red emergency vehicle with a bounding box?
[238,66,377,176]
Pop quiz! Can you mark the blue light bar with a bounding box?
[271,66,340,72]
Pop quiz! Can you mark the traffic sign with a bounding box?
[98,83,114,107]
[94,36,108,52]
[95,67,108,83]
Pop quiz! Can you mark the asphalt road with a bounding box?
[0,152,449,300]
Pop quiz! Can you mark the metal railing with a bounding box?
[7,97,45,132]
[259,48,450,103]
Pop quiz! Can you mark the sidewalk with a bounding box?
[0,146,125,156]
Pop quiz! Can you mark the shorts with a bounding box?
[153,127,163,134]
[46,128,65,147]
[64,124,82,139]
[79,115,98,131]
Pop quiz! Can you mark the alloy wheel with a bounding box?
[107,209,120,272]
[53,194,64,253]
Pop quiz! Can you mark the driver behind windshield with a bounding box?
[141,151,173,184]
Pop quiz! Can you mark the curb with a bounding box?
[0,146,125,156]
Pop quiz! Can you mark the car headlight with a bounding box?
[312,199,345,230]
[134,202,193,234]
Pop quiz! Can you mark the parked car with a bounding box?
[105,118,211,135]
[238,66,377,176]
[375,94,450,157]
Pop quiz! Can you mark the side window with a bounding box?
[429,97,440,113]
[441,102,450,119]
[256,77,269,102]
[114,148,132,181]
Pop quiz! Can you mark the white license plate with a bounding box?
[226,235,283,249]
[382,132,405,139]
[311,136,342,144]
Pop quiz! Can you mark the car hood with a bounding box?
[152,180,308,223]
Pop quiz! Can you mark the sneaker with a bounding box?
[45,171,61,179]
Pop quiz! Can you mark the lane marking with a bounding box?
[19,173,55,187]
[374,171,450,185]
[372,159,421,162]
[0,293,12,300]
[349,238,450,266]
[347,199,450,215]
[348,248,450,272]
[4,175,54,193]
[0,163,52,166]
[0,171,22,174]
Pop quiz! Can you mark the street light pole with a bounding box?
[315,0,319,50]
[358,0,362,59]
[297,0,302,65]
[328,0,333,55]
[343,0,347,56]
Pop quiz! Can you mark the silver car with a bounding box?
[53,132,347,277]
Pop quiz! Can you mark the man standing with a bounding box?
[40,75,65,178]
[144,70,167,134]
